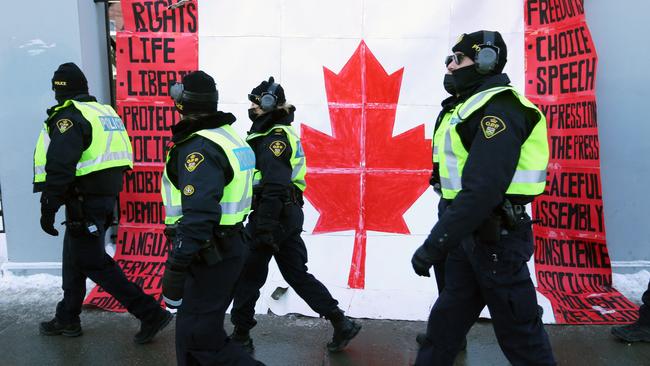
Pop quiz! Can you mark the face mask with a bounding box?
[443,74,456,95]
[248,107,263,121]
[451,66,485,96]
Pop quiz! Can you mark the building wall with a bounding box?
[585,1,650,270]
[0,1,647,274]
[0,0,109,272]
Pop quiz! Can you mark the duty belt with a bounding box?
[512,204,525,215]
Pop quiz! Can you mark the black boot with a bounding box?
[416,333,466,351]
[134,309,173,344]
[327,309,361,352]
[612,321,650,343]
[230,326,254,354]
[39,318,82,337]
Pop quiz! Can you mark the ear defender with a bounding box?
[260,82,279,112]
[169,82,185,102]
[168,82,219,104]
[475,31,500,75]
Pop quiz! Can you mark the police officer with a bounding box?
[229,77,361,353]
[160,71,263,365]
[411,31,556,365]
[34,62,172,343]
[612,280,650,342]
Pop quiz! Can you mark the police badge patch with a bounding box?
[183,185,195,196]
[185,152,205,172]
[56,119,73,134]
[480,116,506,139]
[269,140,287,157]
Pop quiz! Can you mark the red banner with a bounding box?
[84,0,199,311]
[116,33,198,101]
[120,166,168,227]
[524,0,638,323]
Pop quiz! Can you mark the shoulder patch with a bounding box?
[183,185,195,196]
[480,116,506,139]
[56,119,73,134]
[184,152,205,172]
[269,140,287,157]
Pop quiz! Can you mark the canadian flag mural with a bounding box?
[301,42,432,290]
[85,0,639,324]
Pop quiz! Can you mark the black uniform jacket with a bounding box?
[165,112,236,251]
[247,107,297,225]
[429,74,543,246]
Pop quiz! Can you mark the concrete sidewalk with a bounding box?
[1,304,649,366]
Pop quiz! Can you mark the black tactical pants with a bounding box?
[175,230,259,366]
[55,195,160,324]
[432,198,452,292]
[231,204,339,331]
[416,222,556,366]
[639,280,650,325]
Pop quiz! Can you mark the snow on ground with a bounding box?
[0,270,647,314]
[0,272,99,322]
[0,272,62,307]
[613,270,650,305]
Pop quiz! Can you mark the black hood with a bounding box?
[248,105,296,134]
[171,111,236,143]
[455,73,511,102]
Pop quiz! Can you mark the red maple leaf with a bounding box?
[301,41,432,289]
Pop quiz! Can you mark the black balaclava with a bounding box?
[450,30,508,96]
[51,62,88,104]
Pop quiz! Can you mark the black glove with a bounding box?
[162,263,187,309]
[40,193,64,236]
[411,237,447,277]
[429,167,442,196]
[40,212,59,236]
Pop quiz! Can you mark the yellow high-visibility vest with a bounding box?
[438,86,549,199]
[161,124,255,226]
[33,100,133,183]
[247,124,306,192]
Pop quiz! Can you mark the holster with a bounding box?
[198,223,244,265]
[476,199,529,244]
[287,185,304,207]
[64,195,99,237]
[198,238,224,265]
[476,214,503,244]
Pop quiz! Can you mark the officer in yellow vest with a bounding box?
[34,62,172,343]
[229,77,361,353]
[160,71,263,365]
[411,32,556,365]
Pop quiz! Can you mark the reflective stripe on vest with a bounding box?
[247,124,307,191]
[432,106,456,164]
[438,86,549,199]
[161,125,255,226]
[33,100,133,183]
